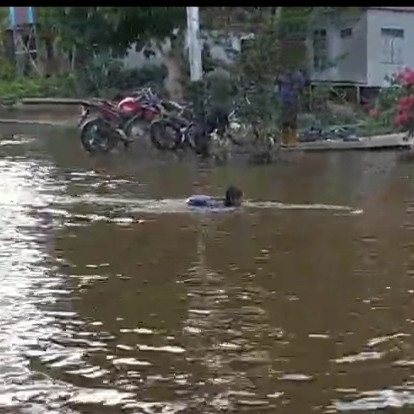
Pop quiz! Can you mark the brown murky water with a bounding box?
[1,128,414,413]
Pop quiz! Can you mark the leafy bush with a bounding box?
[0,57,16,81]
[360,69,408,135]
[75,54,168,98]
[0,74,77,100]
[0,62,167,102]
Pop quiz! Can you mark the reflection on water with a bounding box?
[0,159,71,413]
[2,131,414,412]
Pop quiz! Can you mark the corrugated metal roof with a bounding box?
[368,7,414,12]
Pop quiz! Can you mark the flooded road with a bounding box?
[1,129,414,413]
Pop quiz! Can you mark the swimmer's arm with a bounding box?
[209,197,225,207]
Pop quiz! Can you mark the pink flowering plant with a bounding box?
[390,68,414,135]
[364,68,414,136]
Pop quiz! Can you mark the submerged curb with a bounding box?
[281,133,411,151]
[0,118,410,152]
[0,118,77,128]
[0,118,406,140]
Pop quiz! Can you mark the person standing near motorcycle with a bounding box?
[277,68,307,146]
[205,60,236,136]
[185,59,235,159]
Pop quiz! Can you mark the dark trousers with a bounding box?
[191,107,230,158]
[281,101,298,129]
[206,107,230,136]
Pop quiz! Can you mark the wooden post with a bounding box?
[356,85,361,105]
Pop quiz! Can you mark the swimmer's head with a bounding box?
[224,185,243,207]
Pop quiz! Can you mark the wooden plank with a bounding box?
[281,134,412,151]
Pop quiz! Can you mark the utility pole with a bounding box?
[186,7,203,82]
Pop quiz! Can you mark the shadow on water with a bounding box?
[2,127,414,412]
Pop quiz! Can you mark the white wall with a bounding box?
[366,8,414,87]
[122,31,242,70]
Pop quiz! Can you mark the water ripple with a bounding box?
[334,389,414,411]
[1,137,413,414]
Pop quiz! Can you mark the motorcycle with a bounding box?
[149,100,248,155]
[78,88,163,154]
[149,101,195,151]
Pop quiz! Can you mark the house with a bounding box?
[124,7,414,101]
[310,7,414,90]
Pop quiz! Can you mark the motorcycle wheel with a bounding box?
[184,122,213,157]
[149,119,182,151]
[183,122,200,150]
[80,117,121,154]
[124,117,147,140]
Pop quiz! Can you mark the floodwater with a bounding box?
[1,128,414,413]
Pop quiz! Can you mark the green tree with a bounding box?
[37,7,185,55]
[200,7,362,143]
[37,7,186,98]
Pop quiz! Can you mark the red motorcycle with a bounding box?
[78,88,162,154]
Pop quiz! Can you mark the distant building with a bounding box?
[122,30,245,70]
[124,7,414,100]
[309,7,414,88]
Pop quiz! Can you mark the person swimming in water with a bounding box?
[186,185,243,208]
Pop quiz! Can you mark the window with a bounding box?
[313,29,328,71]
[240,33,255,54]
[381,27,404,64]
[340,28,353,39]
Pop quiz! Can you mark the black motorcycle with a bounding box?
[149,103,246,156]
